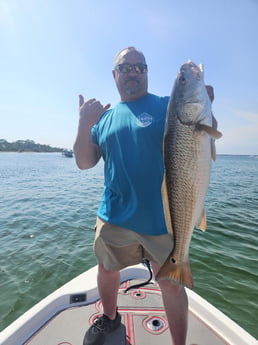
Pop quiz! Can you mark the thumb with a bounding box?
[78,94,84,107]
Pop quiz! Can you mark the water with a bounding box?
[0,153,257,339]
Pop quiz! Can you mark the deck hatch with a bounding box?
[70,293,87,304]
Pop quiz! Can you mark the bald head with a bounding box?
[112,47,148,101]
[114,47,146,66]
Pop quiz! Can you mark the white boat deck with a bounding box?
[24,280,228,345]
[0,265,257,345]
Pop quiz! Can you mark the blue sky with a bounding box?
[1,0,257,154]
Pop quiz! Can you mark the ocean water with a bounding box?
[0,152,257,339]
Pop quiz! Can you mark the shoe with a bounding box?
[83,312,121,345]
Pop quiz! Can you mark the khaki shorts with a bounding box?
[94,217,174,271]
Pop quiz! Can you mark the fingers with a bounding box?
[78,96,111,126]
[103,103,111,112]
[79,96,98,108]
[78,95,110,114]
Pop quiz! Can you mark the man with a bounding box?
[74,47,188,345]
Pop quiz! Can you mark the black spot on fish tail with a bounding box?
[156,256,194,289]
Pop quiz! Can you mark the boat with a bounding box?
[0,264,257,345]
[62,150,73,158]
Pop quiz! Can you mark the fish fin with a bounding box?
[212,113,218,130]
[156,254,194,289]
[161,176,173,236]
[196,209,206,232]
[210,113,218,160]
[211,139,217,161]
[196,123,223,139]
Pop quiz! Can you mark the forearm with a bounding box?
[73,120,101,170]
[74,96,110,169]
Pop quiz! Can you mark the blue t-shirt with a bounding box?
[91,93,169,235]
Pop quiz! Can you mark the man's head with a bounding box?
[112,47,148,101]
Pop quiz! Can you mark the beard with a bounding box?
[124,78,141,95]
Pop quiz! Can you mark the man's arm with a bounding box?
[73,95,110,170]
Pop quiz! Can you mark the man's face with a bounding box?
[112,50,148,101]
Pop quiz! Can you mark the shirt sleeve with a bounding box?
[91,125,98,145]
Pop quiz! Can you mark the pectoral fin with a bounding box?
[196,124,223,139]
[196,209,206,232]
[212,113,218,130]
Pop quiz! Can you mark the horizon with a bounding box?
[0,138,257,156]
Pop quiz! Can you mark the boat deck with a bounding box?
[25,279,226,345]
[1,265,256,345]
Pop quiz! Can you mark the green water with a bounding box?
[0,153,257,338]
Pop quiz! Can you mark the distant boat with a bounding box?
[62,150,73,158]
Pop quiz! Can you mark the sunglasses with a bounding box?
[115,63,148,74]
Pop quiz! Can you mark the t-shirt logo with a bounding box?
[136,112,153,127]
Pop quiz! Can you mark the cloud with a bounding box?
[216,109,258,154]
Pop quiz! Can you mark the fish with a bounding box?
[156,61,222,289]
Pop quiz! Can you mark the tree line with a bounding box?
[0,139,63,152]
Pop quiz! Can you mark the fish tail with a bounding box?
[156,255,194,289]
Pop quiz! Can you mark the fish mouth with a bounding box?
[180,61,202,81]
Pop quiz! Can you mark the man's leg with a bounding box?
[97,263,120,319]
[83,264,121,345]
[151,261,188,345]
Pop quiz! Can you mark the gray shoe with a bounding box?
[83,312,121,345]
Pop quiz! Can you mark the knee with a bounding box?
[98,263,108,273]
[98,264,119,277]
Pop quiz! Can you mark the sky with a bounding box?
[1,0,258,155]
